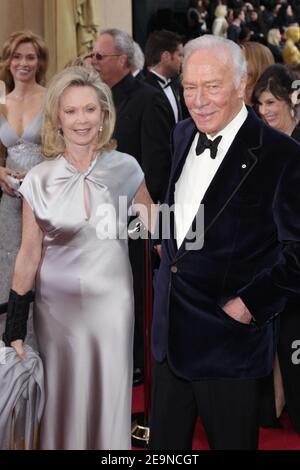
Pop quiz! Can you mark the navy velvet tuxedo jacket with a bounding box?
[152,108,300,380]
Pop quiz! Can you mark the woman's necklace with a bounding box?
[65,150,97,172]
[11,86,40,101]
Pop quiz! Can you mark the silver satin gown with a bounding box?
[0,111,43,344]
[18,150,144,450]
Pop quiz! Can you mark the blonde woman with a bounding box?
[212,4,228,38]
[3,66,153,449]
[0,30,48,339]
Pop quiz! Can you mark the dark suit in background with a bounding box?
[112,72,172,373]
[144,71,182,126]
[112,73,172,203]
[92,29,174,382]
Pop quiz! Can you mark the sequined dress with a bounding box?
[0,111,43,339]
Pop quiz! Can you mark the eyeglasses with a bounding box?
[90,52,122,61]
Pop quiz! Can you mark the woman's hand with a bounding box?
[16,171,27,180]
[10,339,27,360]
[0,166,17,196]
[155,244,162,258]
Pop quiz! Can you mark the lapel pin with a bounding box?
[241,163,247,169]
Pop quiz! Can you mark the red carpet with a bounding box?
[132,385,300,450]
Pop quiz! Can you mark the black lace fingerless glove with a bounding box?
[3,289,33,346]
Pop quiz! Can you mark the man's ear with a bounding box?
[161,50,171,64]
[237,75,247,99]
[119,53,128,68]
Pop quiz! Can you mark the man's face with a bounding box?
[168,44,184,77]
[240,10,245,23]
[91,34,125,88]
[182,49,246,136]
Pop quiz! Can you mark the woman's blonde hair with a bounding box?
[0,30,48,92]
[214,4,227,18]
[42,66,116,159]
[267,28,281,46]
[240,41,275,105]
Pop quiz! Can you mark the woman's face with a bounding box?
[258,90,292,132]
[251,11,258,22]
[9,42,39,83]
[58,85,103,148]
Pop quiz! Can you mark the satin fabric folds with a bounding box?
[0,344,44,450]
[18,150,144,449]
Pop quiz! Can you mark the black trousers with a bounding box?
[150,360,261,450]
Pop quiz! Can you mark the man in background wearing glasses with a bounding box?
[92,29,173,385]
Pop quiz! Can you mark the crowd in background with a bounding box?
[148,0,300,65]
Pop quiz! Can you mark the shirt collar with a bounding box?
[149,69,170,87]
[207,104,248,152]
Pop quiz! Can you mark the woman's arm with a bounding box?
[12,200,43,293]
[7,200,43,358]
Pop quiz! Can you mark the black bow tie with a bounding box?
[196,133,222,159]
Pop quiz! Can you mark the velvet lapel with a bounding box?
[169,109,264,260]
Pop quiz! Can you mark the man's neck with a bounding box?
[150,65,169,80]
[108,69,130,88]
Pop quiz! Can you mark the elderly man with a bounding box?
[91,29,173,383]
[150,35,300,450]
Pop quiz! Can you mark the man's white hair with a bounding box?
[100,28,135,68]
[183,35,247,88]
[132,41,145,71]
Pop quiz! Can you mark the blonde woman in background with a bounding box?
[0,30,48,340]
[212,4,228,38]
[267,28,283,63]
[241,41,275,106]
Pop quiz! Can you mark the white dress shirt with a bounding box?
[149,69,179,123]
[174,104,248,248]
